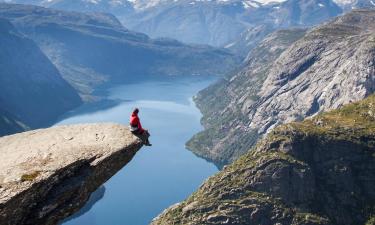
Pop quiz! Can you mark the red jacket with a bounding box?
[130,112,144,132]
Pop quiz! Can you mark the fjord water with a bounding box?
[57,76,218,225]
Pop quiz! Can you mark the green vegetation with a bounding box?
[294,213,330,225]
[21,171,41,182]
[277,29,307,44]
[367,216,375,225]
[268,94,375,149]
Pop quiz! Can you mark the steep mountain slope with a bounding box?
[153,94,375,225]
[0,3,238,100]
[187,28,307,167]
[188,9,375,167]
[0,108,27,136]
[0,18,82,133]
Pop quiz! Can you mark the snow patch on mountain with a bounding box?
[127,0,166,9]
[332,0,357,6]
[0,0,291,10]
[129,0,288,10]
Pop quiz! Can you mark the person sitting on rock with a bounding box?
[129,108,152,146]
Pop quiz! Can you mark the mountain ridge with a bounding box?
[0,17,82,134]
[0,3,238,102]
[1,0,347,51]
[188,9,375,167]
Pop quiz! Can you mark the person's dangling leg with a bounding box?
[131,129,152,146]
[142,130,152,146]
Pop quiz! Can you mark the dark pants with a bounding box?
[132,129,151,145]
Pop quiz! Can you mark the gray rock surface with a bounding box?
[152,95,375,225]
[252,9,375,134]
[187,28,307,167]
[0,123,143,225]
[189,9,375,167]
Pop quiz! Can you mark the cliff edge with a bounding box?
[0,123,143,225]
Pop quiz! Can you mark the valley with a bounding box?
[56,77,219,225]
[0,1,374,225]
[0,2,237,135]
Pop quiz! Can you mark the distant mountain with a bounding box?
[0,18,82,134]
[3,0,374,14]
[188,9,375,167]
[11,0,135,15]
[1,0,152,11]
[0,3,238,101]
[333,0,375,10]
[122,0,342,51]
[225,0,343,56]
[1,0,344,52]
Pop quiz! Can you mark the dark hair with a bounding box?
[133,108,139,114]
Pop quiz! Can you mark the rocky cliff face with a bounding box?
[189,9,375,167]
[0,3,238,101]
[0,18,82,133]
[0,123,143,225]
[152,94,375,225]
[187,28,307,167]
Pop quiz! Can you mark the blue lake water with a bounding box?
[57,76,218,225]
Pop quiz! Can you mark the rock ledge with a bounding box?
[0,123,143,225]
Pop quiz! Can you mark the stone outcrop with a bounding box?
[152,94,375,225]
[188,9,375,167]
[0,123,143,225]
